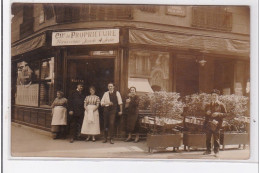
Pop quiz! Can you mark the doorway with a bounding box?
[175,57,199,96]
[67,58,115,98]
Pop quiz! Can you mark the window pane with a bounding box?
[128,50,170,92]
[40,57,55,107]
[15,61,39,106]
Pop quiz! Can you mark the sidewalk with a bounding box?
[11,123,250,160]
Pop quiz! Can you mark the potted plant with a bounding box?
[182,93,211,151]
[139,91,184,153]
[219,95,249,150]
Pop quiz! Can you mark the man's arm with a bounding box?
[212,103,227,118]
[100,92,106,106]
[116,91,123,115]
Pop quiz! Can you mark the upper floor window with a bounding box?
[39,4,54,24]
[20,4,34,38]
[54,4,133,23]
[192,6,232,31]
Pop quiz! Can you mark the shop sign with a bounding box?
[165,6,186,17]
[52,29,120,46]
[71,79,84,83]
[90,51,115,56]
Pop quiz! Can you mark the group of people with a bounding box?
[50,82,140,144]
[51,83,227,156]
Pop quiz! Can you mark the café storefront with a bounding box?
[11,27,250,133]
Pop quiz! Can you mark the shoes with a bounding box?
[85,137,90,142]
[214,152,220,158]
[92,138,96,142]
[203,151,211,155]
[134,138,139,143]
[110,139,114,144]
[103,139,107,143]
[70,138,74,143]
[124,138,132,142]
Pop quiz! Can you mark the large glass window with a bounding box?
[40,58,55,107]
[15,57,55,107]
[128,50,170,92]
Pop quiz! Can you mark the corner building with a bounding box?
[11,4,250,133]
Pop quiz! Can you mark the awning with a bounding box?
[11,33,46,56]
[129,29,250,57]
[128,78,154,93]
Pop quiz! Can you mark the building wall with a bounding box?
[11,4,250,44]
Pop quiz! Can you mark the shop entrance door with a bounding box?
[176,57,199,96]
[67,58,115,99]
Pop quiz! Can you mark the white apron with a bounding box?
[81,105,100,135]
[51,106,67,125]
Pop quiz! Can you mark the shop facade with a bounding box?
[11,4,250,133]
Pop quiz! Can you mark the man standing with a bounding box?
[68,83,85,143]
[203,89,227,157]
[101,82,123,144]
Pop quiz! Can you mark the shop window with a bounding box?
[40,58,55,107]
[128,50,170,93]
[15,57,55,107]
[214,60,234,95]
[234,61,250,96]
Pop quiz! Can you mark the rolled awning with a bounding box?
[11,33,46,56]
[129,29,250,58]
[128,78,154,93]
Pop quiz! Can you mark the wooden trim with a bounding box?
[12,119,51,131]
[63,49,68,96]
[66,55,116,60]
[170,52,176,92]
[13,105,51,111]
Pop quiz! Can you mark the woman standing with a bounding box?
[81,86,101,142]
[51,91,68,139]
[124,87,140,143]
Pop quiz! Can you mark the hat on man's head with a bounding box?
[211,89,220,95]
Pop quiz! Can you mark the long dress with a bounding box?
[81,95,101,135]
[51,97,68,132]
[125,94,140,133]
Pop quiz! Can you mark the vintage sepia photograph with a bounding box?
[10,3,251,160]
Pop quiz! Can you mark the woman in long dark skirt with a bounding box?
[124,87,140,143]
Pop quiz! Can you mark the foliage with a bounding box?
[147,91,184,120]
[183,93,211,117]
[219,94,249,118]
[138,92,184,134]
[219,94,249,132]
[183,93,249,132]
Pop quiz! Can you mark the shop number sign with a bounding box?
[52,29,120,46]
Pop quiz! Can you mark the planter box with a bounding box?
[220,132,249,150]
[147,133,182,153]
[183,133,206,151]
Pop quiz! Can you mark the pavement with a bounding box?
[11,123,250,160]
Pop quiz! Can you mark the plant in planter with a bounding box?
[140,91,185,153]
[218,95,249,150]
[182,93,211,151]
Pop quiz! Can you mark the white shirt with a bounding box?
[101,91,123,106]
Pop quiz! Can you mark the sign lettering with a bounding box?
[52,29,120,46]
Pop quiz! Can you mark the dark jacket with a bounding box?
[68,90,85,117]
[204,100,227,131]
